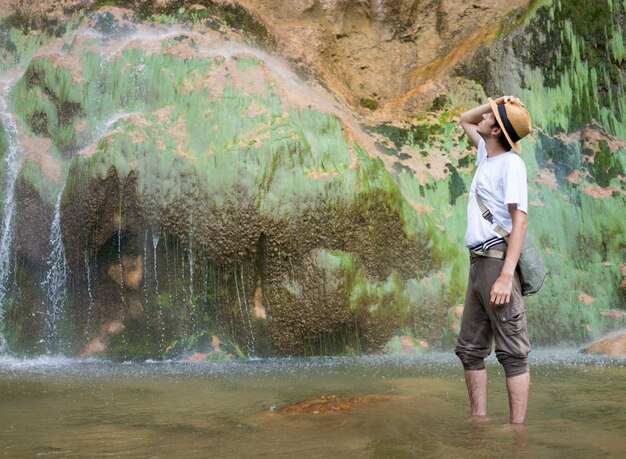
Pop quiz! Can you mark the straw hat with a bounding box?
[488,97,532,153]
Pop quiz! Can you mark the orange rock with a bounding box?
[107,255,143,290]
[254,281,267,319]
[583,184,620,199]
[534,168,558,190]
[398,335,429,355]
[78,320,124,357]
[188,352,208,362]
[410,201,433,216]
[189,4,207,11]
[600,310,626,320]
[78,336,105,357]
[578,293,595,305]
[566,169,583,185]
[102,320,124,335]
[449,305,464,335]
[585,330,626,357]
[399,335,415,354]
[123,256,143,290]
[211,336,222,353]
[279,395,392,414]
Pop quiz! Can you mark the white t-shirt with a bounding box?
[465,138,528,249]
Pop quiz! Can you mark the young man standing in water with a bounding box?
[455,95,533,425]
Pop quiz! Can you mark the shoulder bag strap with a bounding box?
[475,193,510,239]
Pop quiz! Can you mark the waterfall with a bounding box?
[116,194,125,305]
[142,229,148,297]
[152,234,160,295]
[84,249,95,336]
[0,86,24,349]
[235,264,255,355]
[370,0,386,22]
[152,234,165,350]
[41,191,68,351]
[187,211,196,331]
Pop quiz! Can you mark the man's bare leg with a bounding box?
[464,369,488,418]
[506,371,530,424]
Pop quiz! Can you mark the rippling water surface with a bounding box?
[0,350,624,458]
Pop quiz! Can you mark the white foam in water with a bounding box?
[0,355,77,370]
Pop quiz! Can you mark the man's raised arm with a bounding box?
[459,96,521,149]
[459,103,491,149]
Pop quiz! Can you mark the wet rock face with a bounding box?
[13,178,52,267]
[536,125,626,197]
[459,1,626,136]
[60,165,426,357]
[89,7,139,37]
[62,168,143,271]
[0,7,437,358]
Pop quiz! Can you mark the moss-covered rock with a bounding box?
[0,15,439,358]
[459,0,626,138]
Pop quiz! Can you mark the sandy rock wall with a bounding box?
[229,0,531,118]
[1,0,531,120]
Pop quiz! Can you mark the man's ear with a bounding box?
[491,125,502,137]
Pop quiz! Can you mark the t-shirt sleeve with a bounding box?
[503,156,528,213]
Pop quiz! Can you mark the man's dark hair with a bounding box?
[493,122,512,151]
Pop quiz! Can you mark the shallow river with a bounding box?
[0,350,624,458]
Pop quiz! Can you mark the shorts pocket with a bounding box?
[496,301,526,336]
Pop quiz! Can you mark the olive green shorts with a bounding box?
[455,243,531,377]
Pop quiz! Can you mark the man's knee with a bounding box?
[455,348,486,371]
[496,352,529,377]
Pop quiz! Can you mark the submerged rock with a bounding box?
[278,395,392,414]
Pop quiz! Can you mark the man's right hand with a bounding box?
[495,95,524,106]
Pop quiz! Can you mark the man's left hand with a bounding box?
[490,274,513,307]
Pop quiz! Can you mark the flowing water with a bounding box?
[0,350,624,458]
[42,191,68,351]
[0,86,24,337]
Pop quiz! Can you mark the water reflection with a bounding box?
[0,350,624,458]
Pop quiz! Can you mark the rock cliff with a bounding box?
[0,0,624,358]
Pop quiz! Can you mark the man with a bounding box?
[455,95,533,425]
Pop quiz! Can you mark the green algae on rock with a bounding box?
[0,12,436,358]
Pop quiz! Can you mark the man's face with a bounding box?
[477,111,500,138]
